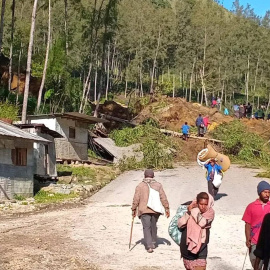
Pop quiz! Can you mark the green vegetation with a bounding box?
[212,121,270,166]
[13,194,26,201]
[34,190,77,204]
[111,124,176,170]
[1,0,270,114]
[0,102,19,121]
[57,165,97,178]
[57,164,118,185]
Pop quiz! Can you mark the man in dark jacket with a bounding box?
[195,114,204,137]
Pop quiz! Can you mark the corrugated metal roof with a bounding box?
[27,112,109,124]
[0,121,51,143]
[14,124,63,138]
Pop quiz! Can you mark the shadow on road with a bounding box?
[215,193,228,201]
[130,237,171,251]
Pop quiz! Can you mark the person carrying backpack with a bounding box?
[131,169,170,253]
[195,114,204,137]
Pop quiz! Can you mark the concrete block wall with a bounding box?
[13,179,33,197]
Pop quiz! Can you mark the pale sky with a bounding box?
[222,0,270,16]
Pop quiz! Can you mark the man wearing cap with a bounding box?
[242,181,270,268]
[131,169,170,253]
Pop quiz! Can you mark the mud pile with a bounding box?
[135,96,233,131]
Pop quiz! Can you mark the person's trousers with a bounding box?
[140,213,160,249]
[207,180,218,198]
[249,244,263,269]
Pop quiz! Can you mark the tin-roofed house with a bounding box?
[26,112,108,162]
[0,120,50,199]
[15,123,63,179]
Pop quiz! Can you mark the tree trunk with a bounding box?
[21,0,38,124]
[150,27,161,94]
[172,74,175,98]
[0,0,6,52]
[94,61,98,102]
[83,79,92,114]
[37,0,51,112]
[139,64,143,97]
[189,57,196,102]
[64,0,68,55]
[79,63,92,113]
[16,42,22,105]
[245,54,250,103]
[105,43,110,100]
[253,54,260,93]
[8,0,15,92]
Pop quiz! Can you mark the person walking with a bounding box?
[131,169,170,253]
[182,122,190,141]
[242,181,270,268]
[195,114,204,137]
[204,158,222,198]
[216,97,221,110]
[239,104,245,118]
[203,116,210,134]
[254,213,270,270]
[246,103,253,119]
[178,192,215,270]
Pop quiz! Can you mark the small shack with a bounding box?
[26,112,108,162]
[15,124,63,179]
[0,120,50,199]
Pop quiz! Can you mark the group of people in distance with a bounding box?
[131,168,270,270]
[181,114,211,141]
[233,102,253,119]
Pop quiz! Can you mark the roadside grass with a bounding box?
[34,190,77,204]
[13,194,26,201]
[57,165,97,178]
[57,164,119,185]
[256,171,270,178]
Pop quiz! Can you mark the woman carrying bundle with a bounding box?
[178,192,215,270]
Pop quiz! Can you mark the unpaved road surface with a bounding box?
[0,165,263,270]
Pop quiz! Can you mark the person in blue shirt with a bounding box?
[181,122,190,141]
[204,158,223,198]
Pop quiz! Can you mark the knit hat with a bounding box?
[257,181,270,195]
[144,169,154,178]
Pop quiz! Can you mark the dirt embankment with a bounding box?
[135,97,233,131]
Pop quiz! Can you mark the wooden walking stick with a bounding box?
[129,216,135,250]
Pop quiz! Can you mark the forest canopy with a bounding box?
[0,0,270,115]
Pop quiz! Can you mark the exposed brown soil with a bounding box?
[135,96,233,131]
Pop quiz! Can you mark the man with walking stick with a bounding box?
[131,169,170,253]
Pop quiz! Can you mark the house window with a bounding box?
[11,148,27,166]
[69,127,76,139]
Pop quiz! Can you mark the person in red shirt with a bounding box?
[242,181,270,268]
[203,116,210,134]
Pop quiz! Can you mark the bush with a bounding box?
[212,121,270,165]
[111,124,175,170]
[0,102,19,121]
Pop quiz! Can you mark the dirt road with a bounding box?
[0,164,263,270]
